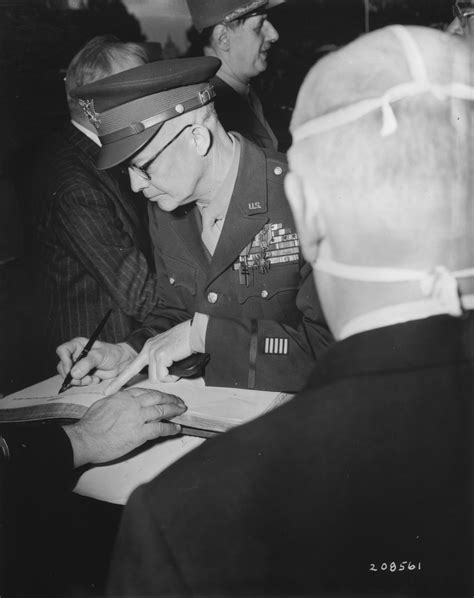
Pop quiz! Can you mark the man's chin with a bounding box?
[255,58,268,74]
[156,197,179,212]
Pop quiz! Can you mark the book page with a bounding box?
[74,382,293,504]
[0,377,109,423]
[2,374,293,504]
[1,375,293,431]
[130,377,292,432]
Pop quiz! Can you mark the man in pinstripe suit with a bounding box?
[33,36,162,376]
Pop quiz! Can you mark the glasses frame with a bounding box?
[127,124,192,181]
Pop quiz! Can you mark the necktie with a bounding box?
[201,208,222,256]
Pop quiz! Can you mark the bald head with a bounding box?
[288,26,473,270]
[285,25,474,337]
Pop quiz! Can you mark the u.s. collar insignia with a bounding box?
[79,98,101,128]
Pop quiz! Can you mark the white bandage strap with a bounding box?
[292,25,474,141]
[315,258,474,316]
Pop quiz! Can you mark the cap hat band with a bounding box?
[98,84,215,145]
[292,25,474,142]
[222,0,267,23]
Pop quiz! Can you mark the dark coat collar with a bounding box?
[211,76,276,150]
[310,312,474,390]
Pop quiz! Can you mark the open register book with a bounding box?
[0,375,292,434]
[0,376,293,504]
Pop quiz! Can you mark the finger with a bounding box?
[150,356,174,383]
[147,349,163,382]
[57,361,67,378]
[70,374,94,387]
[121,386,156,399]
[142,421,182,441]
[71,353,102,380]
[105,352,148,397]
[138,390,185,408]
[93,368,123,381]
[56,340,83,374]
[141,402,186,423]
[157,373,180,384]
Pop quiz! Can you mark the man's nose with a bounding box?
[128,168,149,194]
[264,20,279,43]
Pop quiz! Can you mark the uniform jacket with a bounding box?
[127,136,332,391]
[110,312,474,597]
[212,75,277,150]
[33,123,161,374]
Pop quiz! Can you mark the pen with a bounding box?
[58,309,113,394]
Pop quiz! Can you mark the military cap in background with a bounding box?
[70,56,221,169]
[186,0,285,32]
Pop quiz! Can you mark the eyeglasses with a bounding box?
[127,124,192,181]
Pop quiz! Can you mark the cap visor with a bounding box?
[96,122,163,170]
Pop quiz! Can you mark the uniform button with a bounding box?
[207,292,218,304]
[274,166,283,176]
[169,277,175,285]
[261,290,269,298]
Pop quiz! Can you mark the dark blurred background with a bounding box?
[0,0,453,395]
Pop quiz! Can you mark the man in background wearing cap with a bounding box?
[108,26,473,596]
[33,36,163,377]
[58,55,332,394]
[186,0,281,150]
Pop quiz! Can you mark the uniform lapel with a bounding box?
[168,204,211,271]
[207,137,269,285]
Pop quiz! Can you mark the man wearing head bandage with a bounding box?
[108,26,473,596]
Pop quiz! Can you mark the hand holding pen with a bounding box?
[58,310,114,393]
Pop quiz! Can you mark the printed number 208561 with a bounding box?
[369,561,421,573]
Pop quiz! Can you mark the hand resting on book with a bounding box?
[63,387,186,468]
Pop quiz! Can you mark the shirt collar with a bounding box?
[339,295,474,340]
[198,134,241,222]
[71,120,102,147]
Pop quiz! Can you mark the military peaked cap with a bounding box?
[186,0,284,32]
[71,56,221,169]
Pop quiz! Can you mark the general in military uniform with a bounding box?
[57,56,332,393]
[186,0,281,150]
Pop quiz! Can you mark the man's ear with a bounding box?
[212,24,230,51]
[285,171,326,265]
[191,125,212,157]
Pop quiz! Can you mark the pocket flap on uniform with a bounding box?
[161,254,198,295]
[236,263,300,304]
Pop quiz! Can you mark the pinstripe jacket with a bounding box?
[33,123,161,375]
